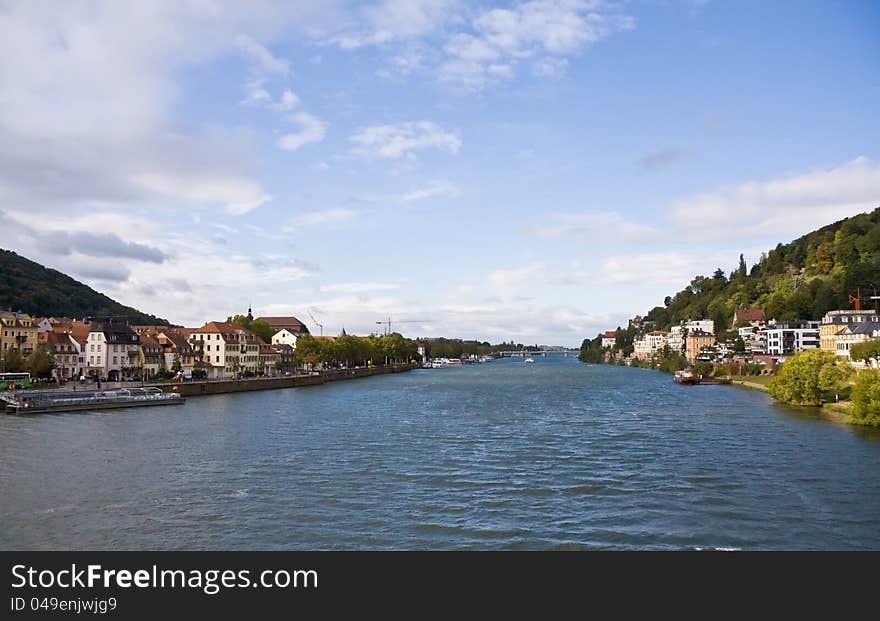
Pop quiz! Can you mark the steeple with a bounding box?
[247,305,254,322]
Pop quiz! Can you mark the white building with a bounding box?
[601,331,617,349]
[685,319,714,335]
[271,328,300,348]
[633,331,668,359]
[189,321,263,379]
[762,321,820,356]
[85,322,141,380]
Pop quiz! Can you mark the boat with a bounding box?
[524,357,535,363]
[673,370,700,385]
[698,376,731,385]
[2,387,184,415]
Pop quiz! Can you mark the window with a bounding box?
[90,344,95,352]
[216,356,220,362]
[113,356,118,365]
[97,344,102,352]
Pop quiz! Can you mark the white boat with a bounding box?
[446,358,463,366]
[524,357,535,363]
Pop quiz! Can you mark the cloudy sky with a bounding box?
[2,1,878,345]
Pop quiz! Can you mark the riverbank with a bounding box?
[145,363,417,397]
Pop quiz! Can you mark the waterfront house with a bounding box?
[0,311,39,367]
[819,310,880,352]
[86,321,140,380]
[189,321,263,379]
[138,333,164,379]
[41,330,81,380]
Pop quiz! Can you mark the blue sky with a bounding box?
[2,1,879,345]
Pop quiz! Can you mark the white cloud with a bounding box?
[599,250,744,287]
[401,181,460,201]
[531,56,569,77]
[0,2,308,221]
[531,211,658,241]
[328,0,458,49]
[439,0,635,88]
[350,121,461,159]
[282,208,359,233]
[277,88,300,111]
[235,33,290,78]
[278,112,328,151]
[670,156,880,240]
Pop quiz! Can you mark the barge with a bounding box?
[2,387,184,415]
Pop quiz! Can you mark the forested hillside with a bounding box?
[647,207,880,332]
[0,249,170,324]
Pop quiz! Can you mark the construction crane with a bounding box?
[308,310,324,337]
[848,288,880,312]
[375,317,431,336]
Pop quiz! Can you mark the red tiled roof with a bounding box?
[734,308,766,322]
[603,331,617,338]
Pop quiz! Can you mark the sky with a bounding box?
[1,1,879,346]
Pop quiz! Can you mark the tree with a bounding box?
[27,345,56,378]
[248,319,275,343]
[171,354,182,373]
[738,253,747,279]
[850,370,880,427]
[850,340,880,363]
[2,349,26,373]
[769,349,849,406]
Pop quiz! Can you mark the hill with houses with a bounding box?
[582,206,880,361]
[0,248,170,325]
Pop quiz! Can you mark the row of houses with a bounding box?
[604,307,880,366]
[0,309,316,381]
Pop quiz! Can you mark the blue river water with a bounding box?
[2,355,879,550]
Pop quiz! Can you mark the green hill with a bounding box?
[0,249,170,325]
[581,206,880,358]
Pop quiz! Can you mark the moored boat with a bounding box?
[673,370,700,385]
[2,387,184,415]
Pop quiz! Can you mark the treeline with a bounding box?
[644,207,880,333]
[0,249,170,325]
[420,338,534,359]
[293,333,419,368]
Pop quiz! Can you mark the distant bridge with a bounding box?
[498,349,579,357]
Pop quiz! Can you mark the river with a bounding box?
[2,355,879,550]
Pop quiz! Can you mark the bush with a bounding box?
[851,369,880,427]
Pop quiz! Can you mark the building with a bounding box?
[601,331,617,349]
[820,310,880,352]
[834,322,880,359]
[256,316,310,336]
[685,319,715,335]
[633,330,668,360]
[41,330,81,380]
[138,333,164,379]
[271,328,302,349]
[85,321,141,380]
[259,342,280,376]
[732,308,766,326]
[0,311,39,367]
[188,321,263,379]
[685,330,716,363]
[762,321,820,356]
